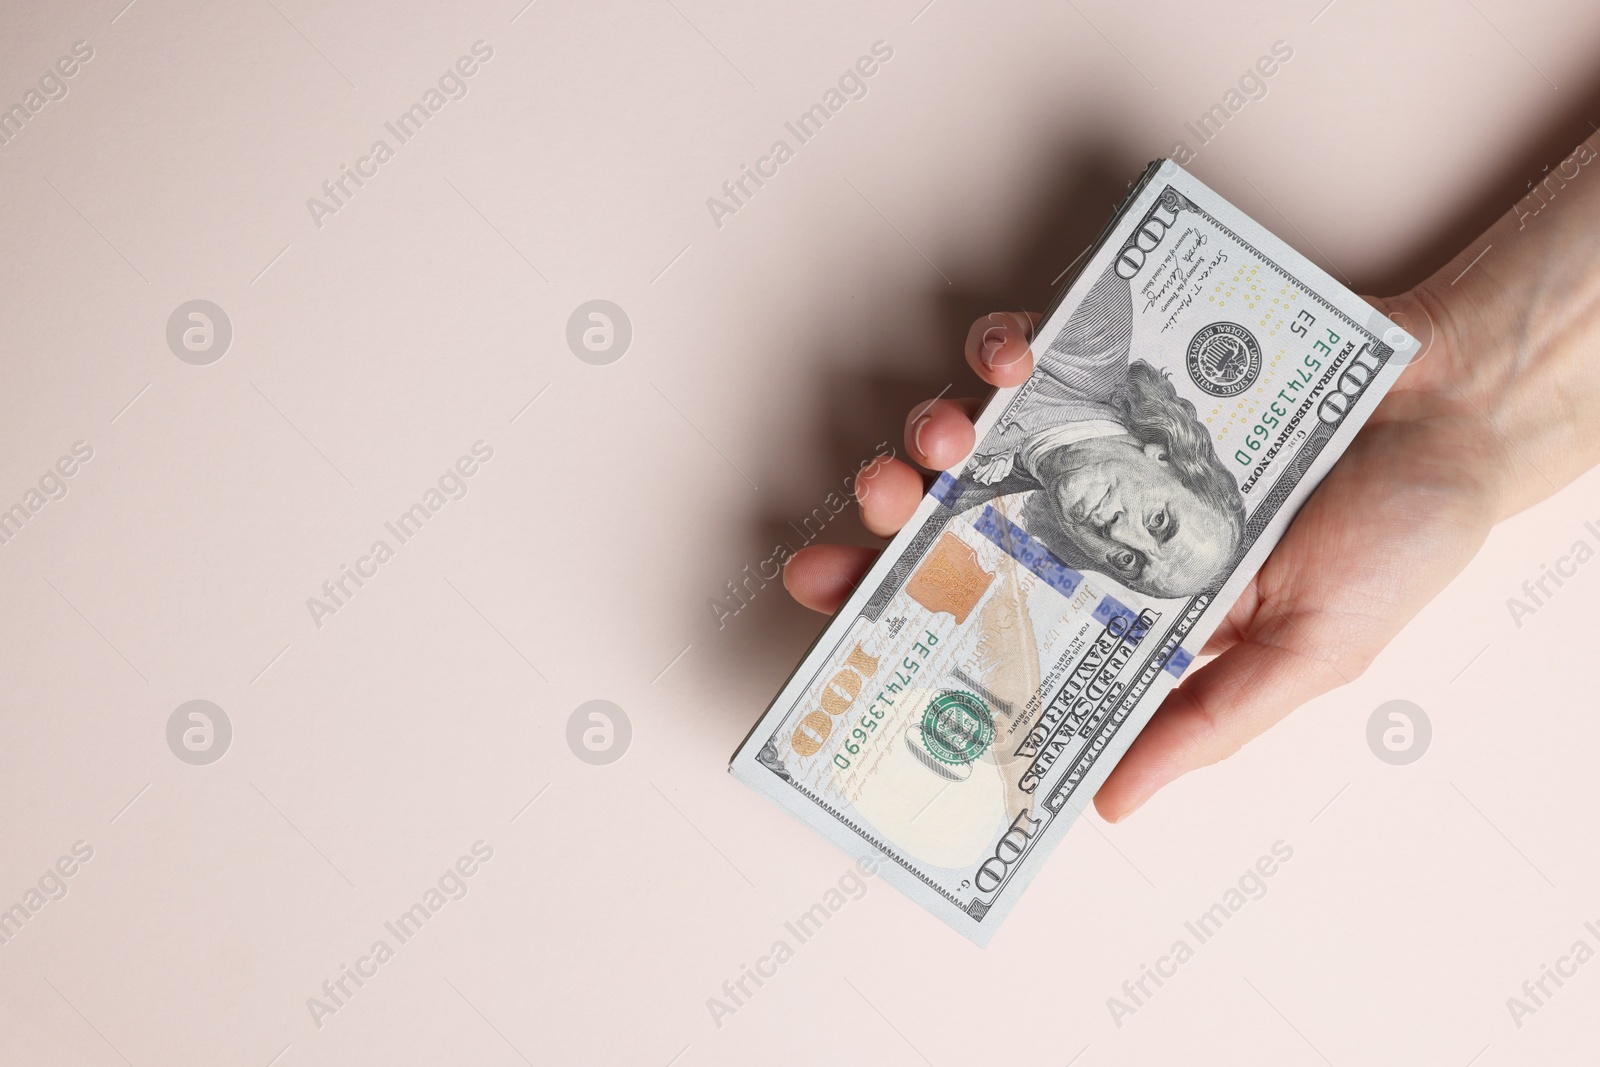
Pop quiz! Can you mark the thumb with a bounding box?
[1092,618,1351,822]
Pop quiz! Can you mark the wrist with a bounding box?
[1388,172,1600,523]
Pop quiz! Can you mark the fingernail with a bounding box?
[911,415,932,457]
[981,321,1026,369]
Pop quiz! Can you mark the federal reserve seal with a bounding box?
[1186,322,1262,397]
[920,691,994,766]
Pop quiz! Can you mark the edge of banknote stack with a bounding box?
[729,158,1421,945]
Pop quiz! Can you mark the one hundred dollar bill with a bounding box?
[730,160,1419,944]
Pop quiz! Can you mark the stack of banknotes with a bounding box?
[731,160,1418,944]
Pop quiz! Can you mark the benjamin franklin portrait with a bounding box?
[948,267,1247,599]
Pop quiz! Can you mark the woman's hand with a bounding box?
[782,133,1600,821]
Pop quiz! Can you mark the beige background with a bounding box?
[1,0,1597,1064]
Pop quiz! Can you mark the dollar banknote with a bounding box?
[730,160,1419,944]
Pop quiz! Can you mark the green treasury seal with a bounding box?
[920,691,995,765]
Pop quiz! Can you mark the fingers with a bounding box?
[904,398,982,471]
[785,310,1037,617]
[781,455,912,614]
[1092,631,1345,822]
[855,456,924,537]
[783,544,879,614]
[964,311,1039,388]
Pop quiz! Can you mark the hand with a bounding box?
[784,296,1497,822]
[782,140,1600,820]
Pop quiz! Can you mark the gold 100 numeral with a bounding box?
[789,645,880,758]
